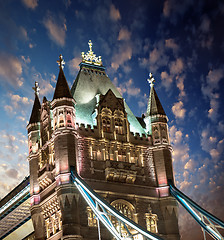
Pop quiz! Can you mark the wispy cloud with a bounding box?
[118,28,131,41]
[0,52,23,87]
[110,4,121,21]
[201,68,224,122]
[113,77,141,99]
[21,0,38,9]
[43,13,67,47]
[68,56,82,76]
[172,100,186,119]
[111,43,132,71]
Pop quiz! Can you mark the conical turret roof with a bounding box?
[146,85,166,117]
[29,93,41,124]
[53,67,73,100]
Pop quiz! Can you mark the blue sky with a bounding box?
[0,0,223,239]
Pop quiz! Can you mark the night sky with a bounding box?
[0,0,223,239]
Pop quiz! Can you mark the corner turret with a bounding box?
[145,73,169,145]
[51,55,76,130]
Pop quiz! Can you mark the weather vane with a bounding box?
[147,72,155,87]
[57,54,65,69]
[32,81,40,96]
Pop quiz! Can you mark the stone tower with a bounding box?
[27,42,180,240]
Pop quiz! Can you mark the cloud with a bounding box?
[169,58,184,75]
[43,13,67,46]
[21,0,38,9]
[110,4,121,21]
[200,15,210,33]
[111,44,132,71]
[9,93,30,108]
[162,0,194,24]
[172,101,186,119]
[68,56,82,76]
[113,78,141,99]
[4,105,14,114]
[118,28,131,41]
[165,38,179,53]
[201,127,224,161]
[176,75,186,98]
[201,68,224,122]
[0,52,23,86]
[161,71,173,91]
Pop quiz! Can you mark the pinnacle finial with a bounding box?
[88,40,93,52]
[57,54,65,69]
[147,72,155,87]
[32,81,40,96]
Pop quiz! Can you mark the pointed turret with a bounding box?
[29,92,41,124]
[27,82,41,154]
[51,54,76,130]
[53,55,72,100]
[146,73,167,123]
[146,83,166,117]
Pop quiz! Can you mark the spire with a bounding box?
[146,73,166,117]
[53,55,73,100]
[29,82,41,124]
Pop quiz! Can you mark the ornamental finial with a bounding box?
[88,40,93,52]
[81,40,102,66]
[57,54,65,69]
[32,81,40,96]
[147,72,155,87]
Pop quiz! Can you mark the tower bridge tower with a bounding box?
[27,42,180,240]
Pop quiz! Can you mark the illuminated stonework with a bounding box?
[42,195,62,238]
[81,40,102,66]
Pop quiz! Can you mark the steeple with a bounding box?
[29,82,41,124]
[53,54,73,100]
[146,73,166,119]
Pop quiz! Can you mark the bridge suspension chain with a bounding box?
[71,169,163,240]
[169,181,224,240]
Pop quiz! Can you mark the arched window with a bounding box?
[145,209,158,233]
[111,199,137,237]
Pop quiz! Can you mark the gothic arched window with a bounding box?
[102,116,111,132]
[145,210,158,233]
[111,199,137,237]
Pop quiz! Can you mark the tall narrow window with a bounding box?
[87,206,97,227]
[115,118,123,134]
[145,210,158,233]
[102,116,111,132]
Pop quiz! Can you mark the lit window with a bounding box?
[111,200,136,237]
[145,210,158,233]
[115,118,123,134]
[87,206,97,227]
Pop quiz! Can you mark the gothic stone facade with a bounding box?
[26,47,180,240]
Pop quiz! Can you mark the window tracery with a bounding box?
[102,116,111,132]
[111,199,137,237]
[145,207,158,233]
